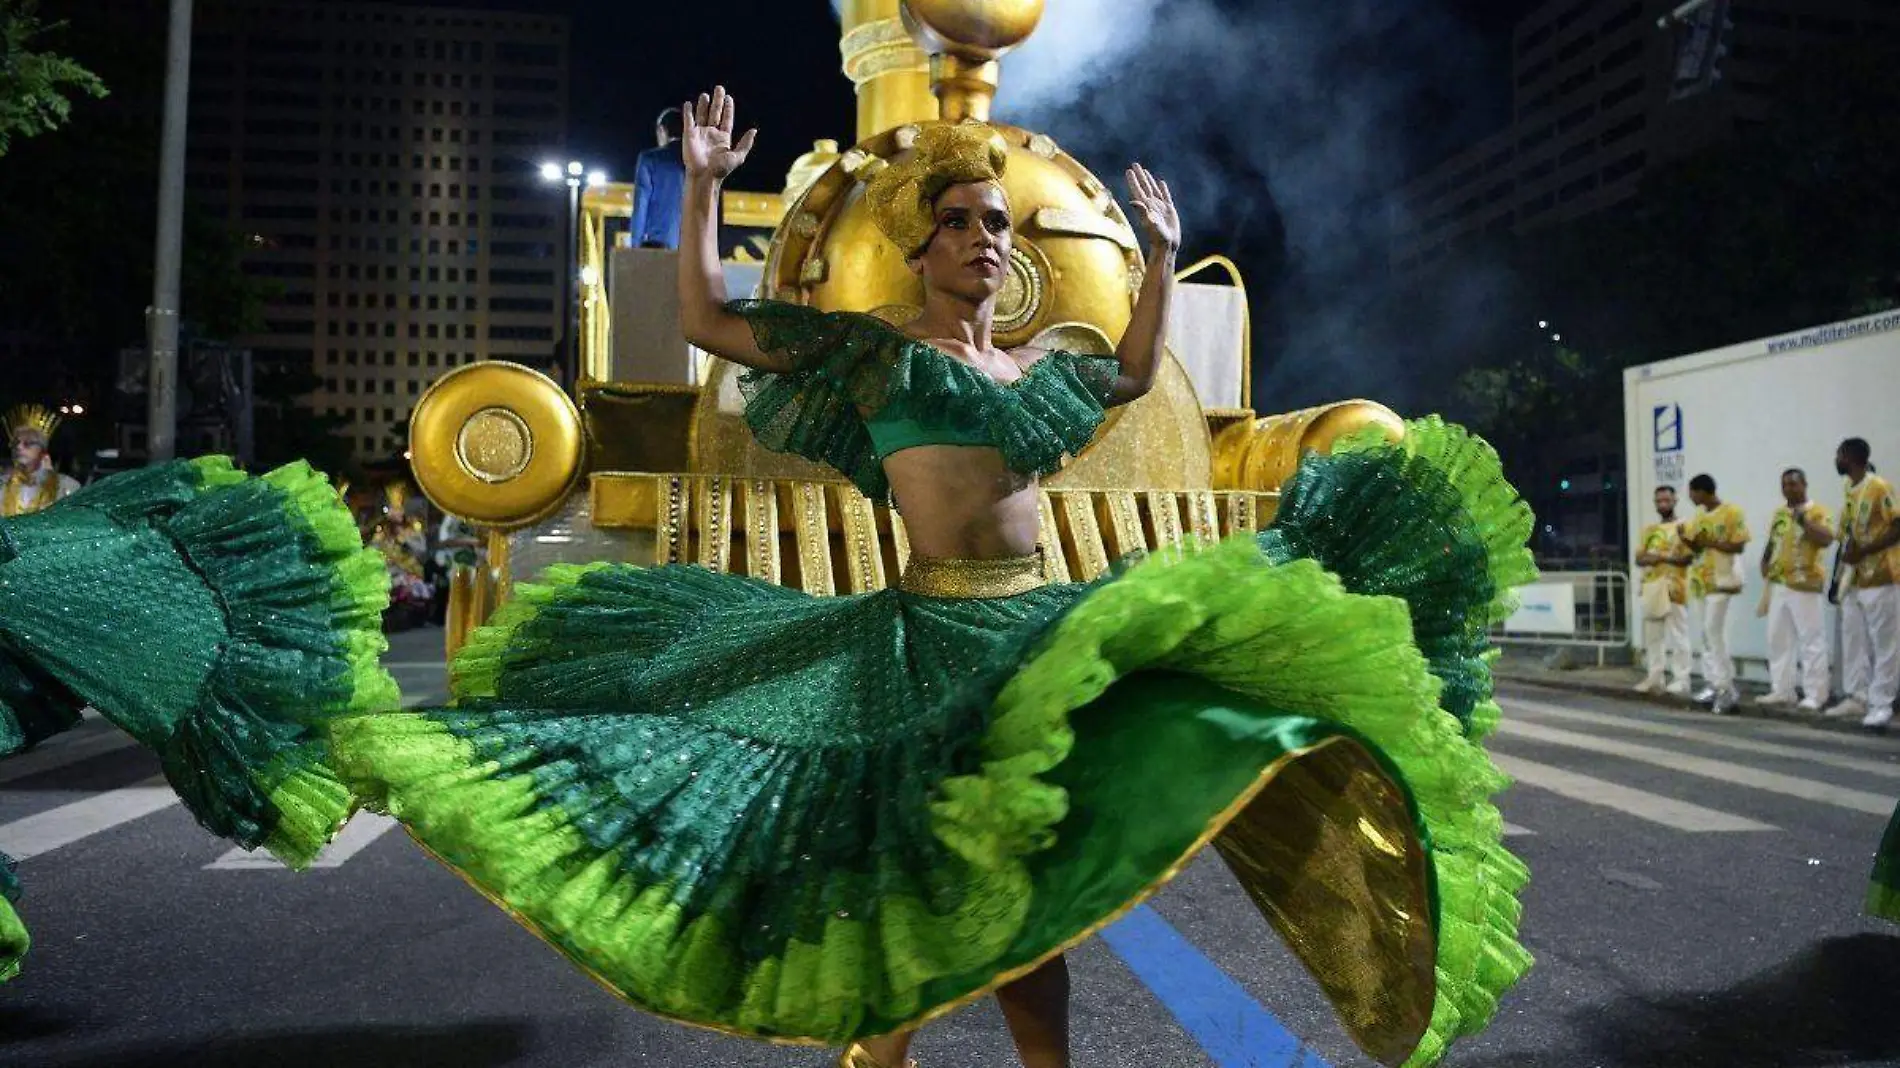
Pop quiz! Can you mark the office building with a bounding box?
[1392,0,1900,272]
[186,0,569,459]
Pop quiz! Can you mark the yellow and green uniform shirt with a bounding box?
[1841,473,1900,589]
[1686,502,1750,599]
[1639,521,1689,605]
[1765,503,1833,593]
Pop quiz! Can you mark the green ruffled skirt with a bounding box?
[0,457,396,981]
[1871,802,1900,922]
[331,418,1537,1067]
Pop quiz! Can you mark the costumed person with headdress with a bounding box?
[372,481,434,626]
[326,88,1535,1068]
[2,405,82,518]
[0,456,395,982]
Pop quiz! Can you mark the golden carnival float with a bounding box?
[409,0,1407,658]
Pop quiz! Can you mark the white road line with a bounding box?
[1503,697,1900,780]
[0,775,177,860]
[1498,720,1896,816]
[1493,754,1776,832]
[1502,823,1536,837]
[1501,683,1900,752]
[0,729,139,784]
[204,811,399,870]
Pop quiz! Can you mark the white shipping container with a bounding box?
[1622,308,1900,681]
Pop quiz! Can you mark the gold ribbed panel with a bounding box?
[793,481,836,597]
[1146,490,1185,552]
[696,477,732,573]
[1226,491,1260,536]
[888,510,912,573]
[742,479,781,584]
[837,488,887,593]
[1103,490,1147,559]
[1212,738,1437,1067]
[658,475,689,565]
[1186,490,1220,545]
[1059,492,1111,581]
[1037,490,1072,584]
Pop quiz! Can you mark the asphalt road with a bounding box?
[2,627,1897,1068]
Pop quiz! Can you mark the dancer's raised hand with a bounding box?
[1125,163,1181,256]
[682,85,757,182]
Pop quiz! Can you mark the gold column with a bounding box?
[840,0,937,140]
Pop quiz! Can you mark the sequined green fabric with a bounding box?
[0,855,24,983]
[1270,417,1536,741]
[729,299,1120,501]
[1870,799,1900,921]
[330,430,1536,1063]
[0,458,395,870]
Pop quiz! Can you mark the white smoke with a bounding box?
[991,0,1506,409]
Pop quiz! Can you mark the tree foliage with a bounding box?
[0,0,105,156]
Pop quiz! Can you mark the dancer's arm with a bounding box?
[1106,164,1181,406]
[676,86,790,372]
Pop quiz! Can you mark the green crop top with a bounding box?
[864,413,997,458]
[727,299,1121,501]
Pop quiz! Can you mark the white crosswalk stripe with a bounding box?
[1497,719,1895,816]
[1492,753,1777,832]
[0,775,178,860]
[1502,697,1900,780]
[204,811,399,870]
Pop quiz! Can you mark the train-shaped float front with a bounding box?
[406,0,1405,655]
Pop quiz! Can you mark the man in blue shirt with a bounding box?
[630,107,686,249]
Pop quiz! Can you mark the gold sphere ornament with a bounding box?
[902,0,1045,59]
[408,361,584,529]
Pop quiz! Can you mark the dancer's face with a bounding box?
[908,181,1012,304]
[1654,487,1676,519]
[1781,470,1807,506]
[12,435,43,473]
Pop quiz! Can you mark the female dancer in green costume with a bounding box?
[323,87,1536,1068]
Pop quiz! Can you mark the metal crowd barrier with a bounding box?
[1489,569,1632,666]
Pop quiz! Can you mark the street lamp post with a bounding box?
[540,160,607,388]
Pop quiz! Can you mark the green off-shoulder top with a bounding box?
[729,299,1121,501]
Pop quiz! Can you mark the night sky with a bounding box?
[367,0,1537,193]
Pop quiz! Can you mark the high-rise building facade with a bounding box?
[186,1,568,460]
[1391,0,1900,272]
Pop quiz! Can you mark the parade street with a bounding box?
[2,627,1898,1068]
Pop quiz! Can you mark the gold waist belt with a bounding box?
[899,553,1047,599]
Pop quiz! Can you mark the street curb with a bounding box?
[1494,669,1891,737]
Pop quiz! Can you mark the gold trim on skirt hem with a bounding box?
[898,553,1048,598]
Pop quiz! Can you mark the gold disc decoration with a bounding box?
[456,407,534,483]
[409,361,584,529]
[993,243,1047,336]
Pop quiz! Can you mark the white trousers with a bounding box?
[1698,592,1737,691]
[1842,584,1900,716]
[1766,585,1829,702]
[1643,601,1691,686]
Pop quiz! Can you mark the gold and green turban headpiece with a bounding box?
[864,121,1011,257]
